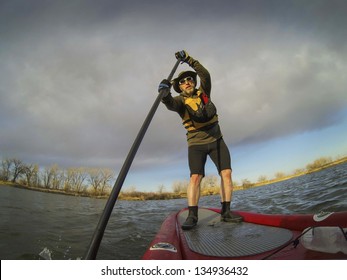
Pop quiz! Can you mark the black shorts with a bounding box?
[188,138,231,177]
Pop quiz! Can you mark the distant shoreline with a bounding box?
[1,156,346,201]
[245,156,347,189]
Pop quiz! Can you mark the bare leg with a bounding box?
[219,169,243,222]
[220,169,233,202]
[182,174,203,230]
[187,174,203,206]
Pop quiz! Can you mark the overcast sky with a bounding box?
[1,0,347,191]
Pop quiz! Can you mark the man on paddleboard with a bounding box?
[158,50,243,230]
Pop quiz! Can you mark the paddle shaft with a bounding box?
[84,58,181,259]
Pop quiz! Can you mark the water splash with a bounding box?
[39,247,52,260]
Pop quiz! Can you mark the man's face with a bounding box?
[179,76,196,95]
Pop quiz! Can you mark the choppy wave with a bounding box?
[0,162,346,260]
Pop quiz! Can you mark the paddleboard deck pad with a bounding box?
[142,208,347,260]
[178,208,293,257]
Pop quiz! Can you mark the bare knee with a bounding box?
[220,169,232,179]
[190,174,203,187]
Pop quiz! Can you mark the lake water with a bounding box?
[1,162,346,260]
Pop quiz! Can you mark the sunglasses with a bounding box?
[179,76,195,85]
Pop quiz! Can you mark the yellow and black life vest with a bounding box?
[181,90,218,132]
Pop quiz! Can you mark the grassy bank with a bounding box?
[250,156,347,188]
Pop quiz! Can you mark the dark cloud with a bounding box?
[1,0,346,178]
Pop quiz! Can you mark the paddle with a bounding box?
[84,57,181,259]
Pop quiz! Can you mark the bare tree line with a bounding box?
[0,158,114,196]
[0,157,227,197]
[1,155,345,199]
